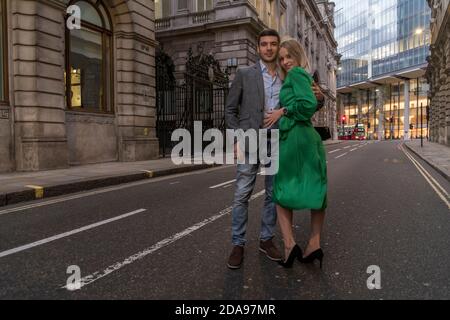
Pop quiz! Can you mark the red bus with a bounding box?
[338,124,366,140]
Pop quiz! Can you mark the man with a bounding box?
[225,29,324,269]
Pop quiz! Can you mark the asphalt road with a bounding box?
[0,140,449,300]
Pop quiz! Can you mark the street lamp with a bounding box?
[415,28,424,47]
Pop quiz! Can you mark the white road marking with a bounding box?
[328,149,341,154]
[60,190,266,290]
[350,148,358,152]
[0,209,147,259]
[344,146,352,149]
[169,181,180,185]
[401,145,450,210]
[401,145,449,199]
[335,153,348,159]
[210,170,263,189]
[0,165,233,216]
[210,179,236,189]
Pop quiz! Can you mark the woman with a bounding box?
[266,39,328,269]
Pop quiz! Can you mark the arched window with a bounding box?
[0,0,7,103]
[66,0,112,112]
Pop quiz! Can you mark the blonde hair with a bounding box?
[279,39,311,79]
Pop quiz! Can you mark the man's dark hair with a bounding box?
[257,29,280,46]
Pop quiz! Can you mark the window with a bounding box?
[195,0,213,12]
[66,0,112,112]
[178,0,188,11]
[155,0,171,19]
[0,0,7,102]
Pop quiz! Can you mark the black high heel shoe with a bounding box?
[278,245,302,268]
[299,248,324,269]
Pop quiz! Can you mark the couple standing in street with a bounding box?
[225,29,328,270]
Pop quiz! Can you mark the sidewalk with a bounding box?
[0,158,218,207]
[404,139,450,182]
[323,139,343,146]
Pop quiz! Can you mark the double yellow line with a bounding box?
[400,144,450,210]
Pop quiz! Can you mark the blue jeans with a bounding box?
[231,162,277,246]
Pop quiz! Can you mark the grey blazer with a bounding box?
[225,63,278,131]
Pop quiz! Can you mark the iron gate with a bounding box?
[156,47,229,157]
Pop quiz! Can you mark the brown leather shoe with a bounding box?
[227,246,244,269]
[259,239,283,261]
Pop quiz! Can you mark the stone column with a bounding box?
[438,45,447,144]
[12,0,68,171]
[377,87,385,141]
[403,80,411,141]
[114,0,159,161]
[357,90,363,124]
[444,31,450,146]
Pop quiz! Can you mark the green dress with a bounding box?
[273,66,328,211]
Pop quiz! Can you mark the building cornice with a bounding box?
[156,17,263,39]
[115,31,158,48]
[434,2,450,45]
[300,0,338,49]
[40,0,67,11]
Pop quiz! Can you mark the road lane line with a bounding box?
[350,148,358,152]
[60,190,266,290]
[401,145,449,199]
[335,153,348,159]
[210,179,236,189]
[0,209,147,259]
[344,146,352,149]
[328,149,341,154]
[0,166,234,216]
[401,146,450,209]
[402,146,449,198]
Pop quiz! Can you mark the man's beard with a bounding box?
[261,55,278,63]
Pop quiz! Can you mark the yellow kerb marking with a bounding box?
[26,185,44,199]
[142,170,154,178]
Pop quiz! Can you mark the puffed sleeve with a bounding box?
[283,67,318,122]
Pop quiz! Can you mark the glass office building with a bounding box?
[335,0,431,139]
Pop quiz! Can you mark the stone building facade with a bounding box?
[0,0,158,173]
[284,0,339,138]
[155,0,338,138]
[427,0,450,146]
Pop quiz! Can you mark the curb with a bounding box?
[0,163,217,208]
[323,140,343,146]
[404,143,450,183]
